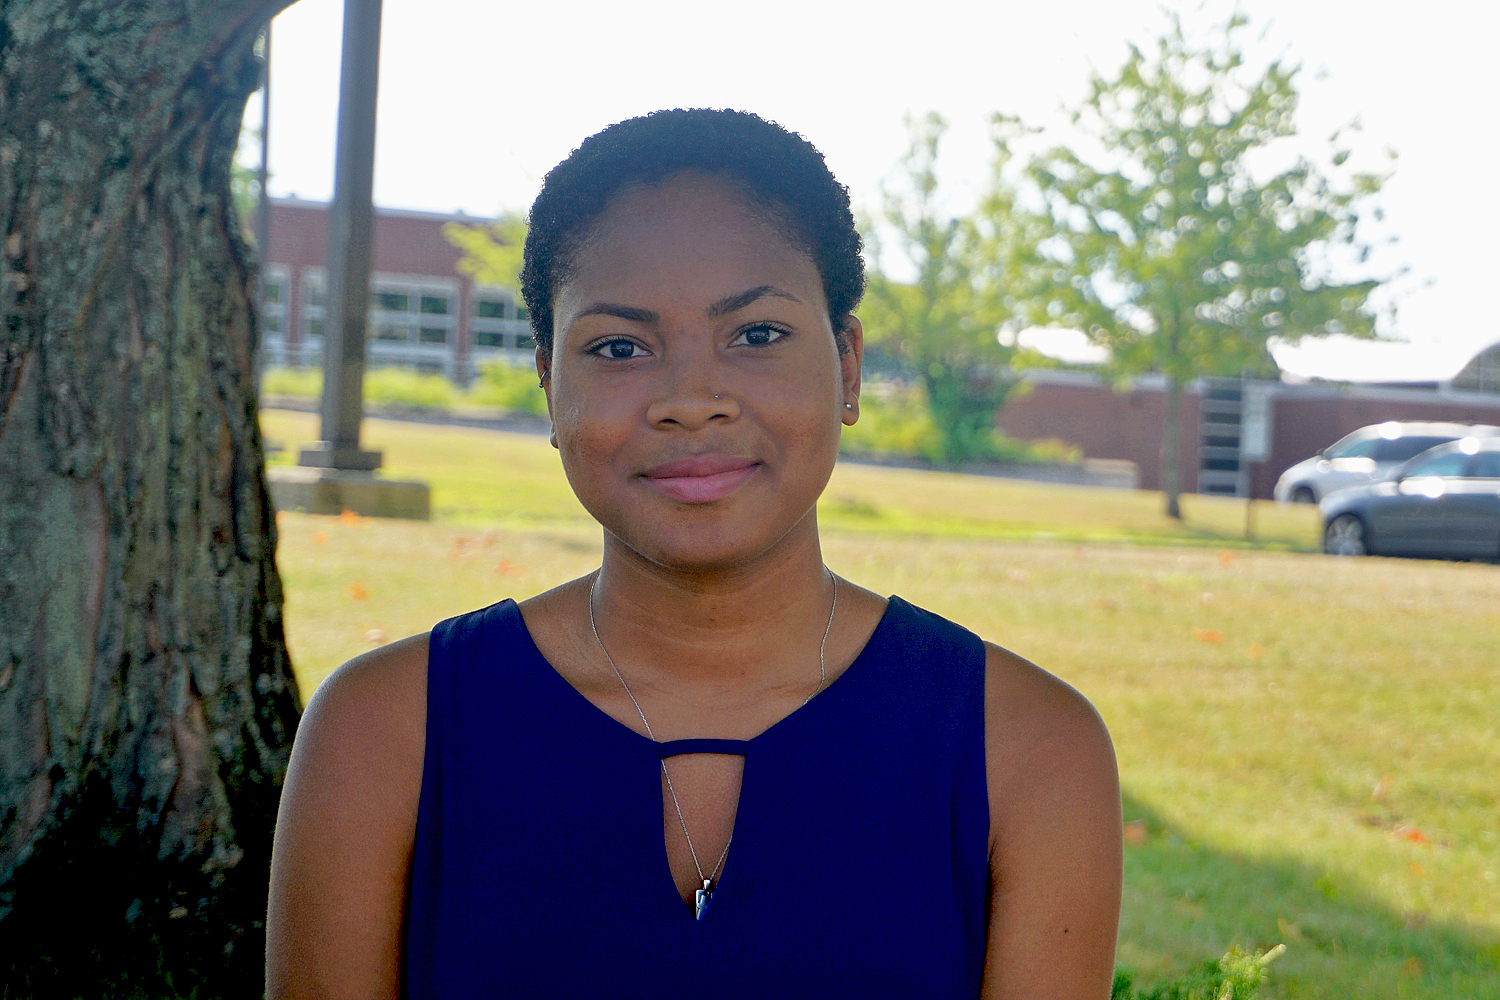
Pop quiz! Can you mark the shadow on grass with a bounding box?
[1116,795,1500,999]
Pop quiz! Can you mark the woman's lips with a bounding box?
[639,456,759,504]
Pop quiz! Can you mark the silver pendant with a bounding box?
[694,879,714,920]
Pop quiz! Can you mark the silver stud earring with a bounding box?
[844,402,854,409]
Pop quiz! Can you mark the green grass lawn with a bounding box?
[262,408,1500,998]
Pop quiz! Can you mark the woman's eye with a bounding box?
[592,338,646,359]
[733,324,787,347]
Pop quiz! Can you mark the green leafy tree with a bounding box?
[1029,12,1393,517]
[863,113,1047,465]
[445,211,527,291]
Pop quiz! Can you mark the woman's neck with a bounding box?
[590,516,835,693]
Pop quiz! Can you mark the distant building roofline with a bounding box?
[268,196,494,228]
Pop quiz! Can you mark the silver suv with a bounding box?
[1275,421,1500,503]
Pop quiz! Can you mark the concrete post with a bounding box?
[300,0,383,471]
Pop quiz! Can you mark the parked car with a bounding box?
[1275,421,1500,503]
[1321,437,1500,558]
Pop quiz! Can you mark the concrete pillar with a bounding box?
[276,0,429,517]
[300,0,384,472]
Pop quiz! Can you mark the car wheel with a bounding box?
[1324,514,1368,556]
[1291,486,1316,504]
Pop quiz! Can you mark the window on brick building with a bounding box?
[373,291,409,313]
[265,281,282,304]
[476,330,506,347]
[420,295,449,315]
[419,326,448,344]
[375,322,412,341]
[476,299,506,319]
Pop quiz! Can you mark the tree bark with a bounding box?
[0,1,300,995]
[1160,374,1183,520]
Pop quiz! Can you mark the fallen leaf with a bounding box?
[1246,643,1264,658]
[313,531,328,546]
[495,559,522,575]
[363,628,389,644]
[347,581,368,600]
[1219,550,1236,565]
[1092,597,1119,612]
[339,509,361,525]
[169,906,188,919]
[1276,917,1302,940]
[1193,627,1225,644]
[1372,773,1392,803]
[1392,824,1430,846]
[1123,820,1148,845]
[481,530,498,548]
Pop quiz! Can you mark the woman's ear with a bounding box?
[535,345,558,448]
[839,315,864,425]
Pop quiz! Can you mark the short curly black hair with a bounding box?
[520,108,865,353]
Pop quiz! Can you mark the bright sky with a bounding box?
[253,0,1498,382]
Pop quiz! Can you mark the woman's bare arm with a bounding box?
[265,634,429,999]
[980,642,1123,999]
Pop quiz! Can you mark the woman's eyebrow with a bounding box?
[573,286,800,325]
[706,285,801,318]
[576,302,659,323]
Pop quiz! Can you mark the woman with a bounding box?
[266,109,1122,999]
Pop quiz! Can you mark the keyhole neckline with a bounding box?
[509,595,897,754]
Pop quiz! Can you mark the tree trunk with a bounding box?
[0,2,300,996]
[1160,374,1183,520]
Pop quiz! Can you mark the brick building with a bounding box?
[998,367,1500,500]
[258,197,533,381]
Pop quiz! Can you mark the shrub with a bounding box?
[260,366,321,399]
[1112,945,1286,1000]
[362,368,456,410]
[840,380,1079,466]
[469,361,547,416]
[840,383,946,461]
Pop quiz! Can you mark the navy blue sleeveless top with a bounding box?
[405,595,990,999]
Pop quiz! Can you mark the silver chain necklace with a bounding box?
[587,570,838,920]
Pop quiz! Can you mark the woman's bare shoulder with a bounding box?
[266,634,431,998]
[981,642,1115,788]
[281,630,432,841]
[977,642,1122,997]
[302,632,430,733]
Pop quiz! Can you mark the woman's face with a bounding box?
[542,173,862,572]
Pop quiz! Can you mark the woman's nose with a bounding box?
[645,358,740,430]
